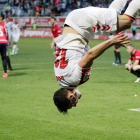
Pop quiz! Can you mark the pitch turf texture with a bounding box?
[0,38,140,140]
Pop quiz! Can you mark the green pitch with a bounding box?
[1,38,140,140]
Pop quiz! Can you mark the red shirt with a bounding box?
[51,24,61,38]
[130,50,140,64]
[0,22,8,44]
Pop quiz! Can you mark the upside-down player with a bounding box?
[53,0,140,113]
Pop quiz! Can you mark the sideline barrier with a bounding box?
[9,17,140,27]
[18,30,140,40]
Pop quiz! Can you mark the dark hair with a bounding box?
[0,13,5,20]
[6,16,9,19]
[51,16,56,20]
[128,44,135,48]
[53,88,71,114]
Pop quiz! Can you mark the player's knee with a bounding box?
[132,65,140,71]
[125,64,129,69]
[53,88,70,114]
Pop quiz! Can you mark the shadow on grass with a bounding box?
[8,73,27,77]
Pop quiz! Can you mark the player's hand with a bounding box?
[128,65,133,73]
[112,33,130,48]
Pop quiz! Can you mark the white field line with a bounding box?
[127,108,140,112]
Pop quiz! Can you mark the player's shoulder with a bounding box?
[1,21,5,25]
[136,50,140,54]
[55,24,61,28]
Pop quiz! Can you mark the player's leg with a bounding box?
[12,42,17,56]
[132,30,136,41]
[132,65,140,82]
[125,64,140,82]
[0,44,8,77]
[109,0,128,15]
[6,51,12,71]
[113,46,118,65]
[8,33,12,55]
[115,47,122,65]
[117,0,140,33]
[53,44,56,55]
[14,35,20,54]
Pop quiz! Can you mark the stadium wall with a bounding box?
[19,30,140,40]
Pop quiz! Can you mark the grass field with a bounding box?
[1,37,140,140]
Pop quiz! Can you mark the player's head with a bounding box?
[0,13,5,21]
[14,18,18,24]
[50,17,56,26]
[5,16,9,22]
[53,88,82,114]
[127,44,135,54]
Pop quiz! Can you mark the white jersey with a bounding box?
[5,22,13,34]
[54,34,91,89]
[64,7,117,41]
[12,24,21,35]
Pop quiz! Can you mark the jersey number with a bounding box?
[55,48,68,69]
[0,30,3,37]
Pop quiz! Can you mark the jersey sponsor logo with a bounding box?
[136,56,140,59]
[56,76,65,81]
[92,24,111,32]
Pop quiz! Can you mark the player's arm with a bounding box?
[127,59,133,72]
[79,34,130,68]
[51,37,55,49]
[133,60,139,66]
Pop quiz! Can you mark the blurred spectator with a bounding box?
[1,0,139,17]
[33,22,37,30]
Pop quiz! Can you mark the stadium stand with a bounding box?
[1,0,117,17]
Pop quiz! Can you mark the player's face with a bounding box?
[67,89,82,109]
[15,19,18,24]
[50,19,55,26]
[6,18,9,22]
[127,46,133,54]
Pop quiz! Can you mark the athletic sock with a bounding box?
[6,56,12,69]
[12,45,16,55]
[114,51,117,62]
[109,0,128,15]
[2,57,7,73]
[124,0,140,19]
[116,52,121,63]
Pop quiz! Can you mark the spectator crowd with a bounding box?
[0,0,133,17]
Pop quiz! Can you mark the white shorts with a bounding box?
[12,34,20,42]
[64,7,117,41]
[55,65,91,89]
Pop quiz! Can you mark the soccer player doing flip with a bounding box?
[53,0,140,113]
